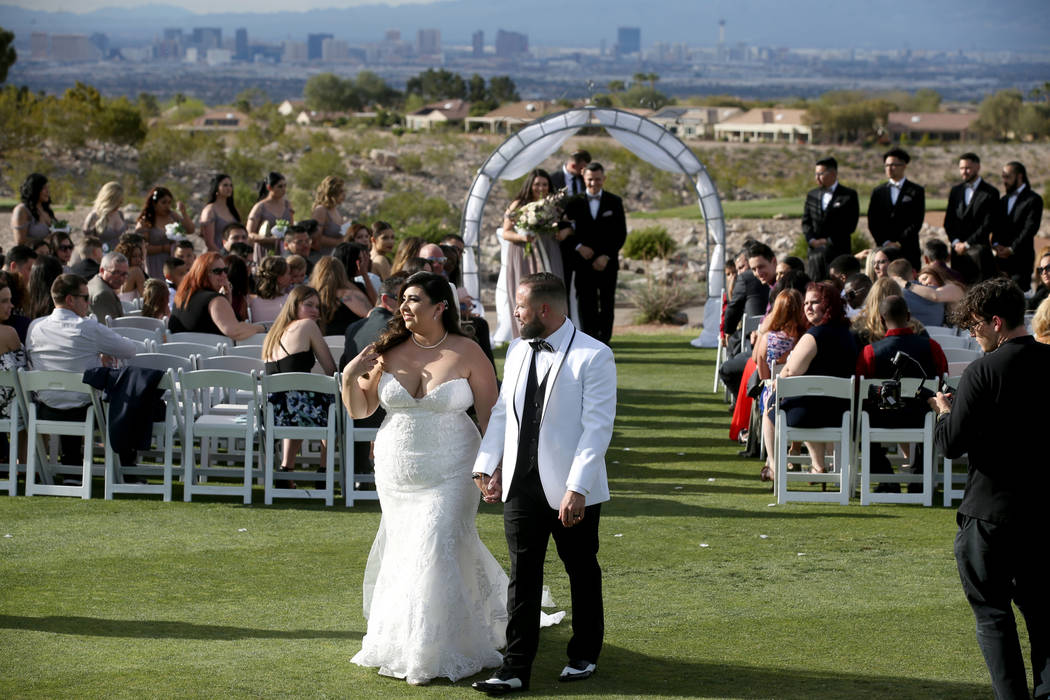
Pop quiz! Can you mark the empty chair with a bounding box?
[235,332,268,347]
[110,325,164,347]
[922,325,958,338]
[931,335,971,350]
[943,347,982,363]
[108,316,167,334]
[127,352,196,374]
[740,313,763,354]
[169,331,229,347]
[160,342,225,360]
[121,298,142,314]
[947,361,972,377]
[198,355,265,374]
[226,345,266,359]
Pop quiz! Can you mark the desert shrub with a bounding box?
[627,275,697,324]
[623,226,676,260]
[356,169,382,189]
[138,126,222,186]
[399,153,423,174]
[378,190,460,242]
[294,147,347,192]
[791,230,873,259]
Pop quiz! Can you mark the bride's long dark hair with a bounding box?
[373,272,472,354]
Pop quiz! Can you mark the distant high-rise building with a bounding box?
[417,29,440,55]
[308,33,333,61]
[154,39,181,60]
[495,29,527,59]
[617,27,640,56]
[322,38,349,62]
[51,34,100,62]
[89,32,109,57]
[192,27,222,51]
[472,30,484,58]
[30,32,48,60]
[385,29,400,42]
[235,28,248,60]
[163,28,183,42]
[283,40,308,62]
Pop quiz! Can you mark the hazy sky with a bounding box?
[1,0,435,11]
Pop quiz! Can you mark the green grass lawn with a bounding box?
[632,197,949,220]
[0,333,1001,698]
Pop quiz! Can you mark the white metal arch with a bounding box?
[460,105,725,347]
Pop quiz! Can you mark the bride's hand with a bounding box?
[346,343,380,380]
[483,467,502,503]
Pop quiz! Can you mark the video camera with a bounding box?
[866,351,931,411]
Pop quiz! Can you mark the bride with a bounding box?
[342,271,505,686]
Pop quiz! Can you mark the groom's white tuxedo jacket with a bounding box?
[474,320,616,509]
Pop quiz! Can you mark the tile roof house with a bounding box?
[886,112,979,142]
[405,99,471,131]
[650,106,743,139]
[713,108,813,143]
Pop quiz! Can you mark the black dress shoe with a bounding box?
[559,659,596,682]
[472,675,527,695]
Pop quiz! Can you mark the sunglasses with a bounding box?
[58,244,74,251]
[425,256,447,264]
[1038,265,1050,275]
[211,267,229,275]
[74,293,89,301]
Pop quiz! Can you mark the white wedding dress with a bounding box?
[352,373,508,684]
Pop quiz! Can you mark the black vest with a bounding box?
[515,352,549,476]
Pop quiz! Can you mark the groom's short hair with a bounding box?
[520,272,567,312]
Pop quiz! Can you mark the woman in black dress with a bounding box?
[169,252,264,339]
[308,256,370,336]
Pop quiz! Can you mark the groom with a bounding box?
[472,272,617,695]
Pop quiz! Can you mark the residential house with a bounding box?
[713,108,813,143]
[405,99,470,131]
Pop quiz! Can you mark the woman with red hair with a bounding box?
[169,252,265,339]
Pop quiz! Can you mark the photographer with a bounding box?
[930,278,1050,700]
[855,295,947,491]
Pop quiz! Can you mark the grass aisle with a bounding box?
[0,334,997,698]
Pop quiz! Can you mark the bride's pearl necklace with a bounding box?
[411,330,448,350]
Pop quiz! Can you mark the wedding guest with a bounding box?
[0,277,27,459]
[71,237,103,279]
[249,256,291,325]
[310,176,347,260]
[173,239,196,267]
[390,236,426,276]
[347,221,372,247]
[198,173,242,253]
[83,181,127,253]
[168,252,265,339]
[369,221,396,280]
[136,186,194,279]
[115,233,147,302]
[45,231,74,272]
[247,172,293,256]
[141,278,170,322]
[0,271,31,344]
[286,255,308,287]
[309,256,370,336]
[225,254,251,322]
[26,255,64,320]
[11,173,55,247]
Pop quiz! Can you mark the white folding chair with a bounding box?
[932,335,971,350]
[108,316,167,334]
[0,370,26,496]
[235,333,268,346]
[121,298,142,314]
[943,347,982,363]
[110,326,164,347]
[740,313,762,354]
[341,402,381,508]
[947,361,972,377]
[96,369,180,501]
[169,332,230,347]
[180,369,259,504]
[923,325,958,338]
[226,345,266,359]
[261,372,340,505]
[127,353,196,374]
[774,375,854,505]
[855,377,936,506]
[198,355,265,374]
[938,375,968,507]
[18,369,100,499]
[160,342,224,361]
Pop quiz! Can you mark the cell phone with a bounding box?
[938,379,953,399]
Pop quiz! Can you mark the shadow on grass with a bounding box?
[0,615,362,641]
[605,496,895,519]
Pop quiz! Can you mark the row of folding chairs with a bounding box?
[0,367,379,508]
[772,374,967,508]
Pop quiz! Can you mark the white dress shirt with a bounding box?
[1007,183,1027,215]
[821,182,838,211]
[964,176,982,207]
[27,308,139,409]
[514,318,572,415]
[588,191,603,219]
[889,178,906,206]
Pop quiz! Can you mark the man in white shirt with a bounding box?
[27,274,139,469]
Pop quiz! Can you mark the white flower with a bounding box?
[164,222,187,241]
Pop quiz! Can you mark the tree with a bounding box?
[0,26,16,84]
[974,89,1023,141]
[467,73,487,103]
[487,75,519,103]
[354,70,400,107]
[304,73,352,111]
[405,68,466,102]
[233,87,269,114]
[607,80,625,93]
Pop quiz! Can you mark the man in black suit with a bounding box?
[930,278,1050,700]
[802,156,859,281]
[945,152,1000,284]
[562,162,627,345]
[867,147,925,271]
[549,150,591,305]
[992,160,1044,291]
[717,243,775,398]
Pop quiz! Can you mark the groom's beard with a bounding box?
[519,318,545,339]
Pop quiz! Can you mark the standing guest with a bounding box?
[82,181,126,254]
[26,256,65,320]
[282,222,316,277]
[71,237,103,280]
[0,271,31,344]
[390,236,426,277]
[198,174,241,254]
[246,172,293,256]
[945,153,1000,284]
[549,149,592,293]
[562,162,627,345]
[802,156,860,282]
[87,252,128,323]
[369,221,396,280]
[285,255,308,288]
[45,231,74,273]
[867,147,925,271]
[162,258,185,313]
[1031,296,1050,344]
[10,173,55,247]
[249,256,291,325]
[168,252,265,339]
[262,285,338,483]
[140,278,170,322]
[992,161,1044,290]
[173,239,196,267]
[136,186,195,280]
[308,256,371,337]
[930,278,1050,700]
[1027,251,1050,311]
[220,222,250,255]
[26,274,138,470]
[115,233,147,302]
[472,272,615,694]
[310,176,347,261]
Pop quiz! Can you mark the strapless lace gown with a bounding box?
[352,374,507,684]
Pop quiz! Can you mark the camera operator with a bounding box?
[855,295,947,491]
[929,278,1050,700]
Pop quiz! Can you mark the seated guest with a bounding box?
[168,252,265,339]
[887,258,952,328]
[26,255,64,320]
[389,235,426,277]
[221,221,249,255]
[285,255,308,287]
[163,258,186,312]
[777,282,859,475]
[756,289,808,482]
[249,256,291,325]
[869,245,903,280]
[114,233,147,302]
[718,242,776,399]
[776,256,805,281]
[0,271,30,344]
[227,242,253,261]
[173,239,196,267]
[843,273,872,319]
[1033,296,1050,344]
[828,254,862,289]
[334,241,379,305]
[922,238,964,286]
[26,274,138,471]
[398,257,431,277]
[4,245,37,284]
[283,222,316,277]
[141,278,170,322]
[225,255,252,322]
[1027,250,1050,311]
[852,277,921,347]
[45,231,74,273]
[0,277,27,460]
[71,237,103,279]
[88,252,129,323]
[308,256,371,337]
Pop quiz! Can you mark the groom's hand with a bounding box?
[559,490,586,528]
[481,467,502,503]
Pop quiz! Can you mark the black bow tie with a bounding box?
[529,339,554,353]
[587,194,601,201]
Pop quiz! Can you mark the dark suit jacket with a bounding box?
[944,178,1000,247]
[88,274,124,323]
[723,269,769,347]
[549,168,585,197]
[992,186,1044,279]
[71,258,101,280]
[802,184,860,261]
[867,179,925,268]
[338,307,393,371]
[563,191,628,273]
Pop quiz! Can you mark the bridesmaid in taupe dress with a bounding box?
[135,186,196,280]
[83,181,127,253]
[247,172,294,261]
[310,175,347,263]
[10,173,55,247]
[199,173,242,253]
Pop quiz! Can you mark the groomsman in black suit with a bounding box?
[945,152,1000,284]
[992,160,1044,290]
[802,156,859,281]
[867,147,925,271]
[549,150,591,299]
[562,163,627,345]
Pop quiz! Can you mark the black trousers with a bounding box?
[954,514,1050,700]
[575,265,617,345]
[501,466,603,681]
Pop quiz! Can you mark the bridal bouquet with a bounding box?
[514,189,576,257]
[271,219,290,239]
[164,221,188,241]
[49,219,70,234]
